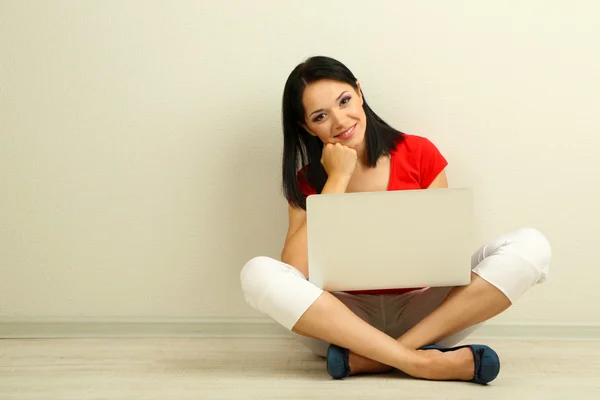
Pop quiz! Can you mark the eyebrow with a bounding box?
[309,91,349,117]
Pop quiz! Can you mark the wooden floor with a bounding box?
[1,338,599,399]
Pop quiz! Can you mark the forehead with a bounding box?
[302,79,354,108]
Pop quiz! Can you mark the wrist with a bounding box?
[323,173,351,193]
[327,172,353,183]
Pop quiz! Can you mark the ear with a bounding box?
[356,81,364,105]
[298,121,317,136]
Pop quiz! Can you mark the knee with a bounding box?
[240,256,280,309]
[240,256,274,283]
[513,228,552,263]
[511,227,552,281]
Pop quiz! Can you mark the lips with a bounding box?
[335,124,356,139]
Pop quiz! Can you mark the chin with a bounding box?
[350,131,366,148]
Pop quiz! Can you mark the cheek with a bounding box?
[350,104,365,120]
[355,109,367,136]
[307,123,331,142]
[316,128,332,142]
[352,107,366,129]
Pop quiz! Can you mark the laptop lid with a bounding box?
[306,188,474,292]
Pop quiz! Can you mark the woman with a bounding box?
[240,56,551,384]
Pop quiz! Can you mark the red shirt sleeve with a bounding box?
[296,167,317,198]
[418,137,448,188]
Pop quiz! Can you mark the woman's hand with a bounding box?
[321,143,358,179]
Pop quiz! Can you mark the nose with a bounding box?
[329,109,345,130]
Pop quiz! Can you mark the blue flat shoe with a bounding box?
[420,344,500,385]
[326,344,350,379]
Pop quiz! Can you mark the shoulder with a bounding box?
[393,133,438,154]
[390,133,448,188]
[392,133,443,160]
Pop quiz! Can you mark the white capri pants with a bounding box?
[240,228,551,357]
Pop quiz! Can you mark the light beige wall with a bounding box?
[1,1,598,326]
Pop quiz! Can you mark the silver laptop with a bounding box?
[306,188,475,292]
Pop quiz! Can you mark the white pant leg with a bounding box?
[471,227,551,304]
[241,256,386,355]
[385,227,552,345]
[240,256,324,331]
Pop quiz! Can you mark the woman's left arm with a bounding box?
[427,169,448,188]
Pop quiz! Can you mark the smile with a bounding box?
[335,124,356,140]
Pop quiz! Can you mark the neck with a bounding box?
[355,142,368,167]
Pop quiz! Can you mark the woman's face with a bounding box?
[301,79,367,150]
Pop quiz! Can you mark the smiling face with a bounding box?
[301,79,367,152]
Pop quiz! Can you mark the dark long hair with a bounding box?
[282,56,404,209]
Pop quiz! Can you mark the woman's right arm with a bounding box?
[280,174,352,278]
[282,143,357,277]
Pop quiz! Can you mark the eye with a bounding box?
[313,113,325,123]
[340,96,351,106]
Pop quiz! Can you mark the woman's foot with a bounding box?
[330,344,497,384]
[344,347,475,381]
[416,347,475,381]
[327,345,393,378]
[348,351,394,375]
[347,348,473,378]
[419,344,500,384]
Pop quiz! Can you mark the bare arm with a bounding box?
[280,174,352,278]
[427,169,448,189]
